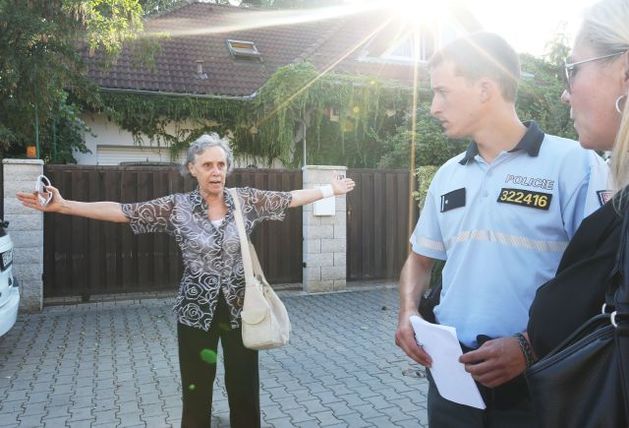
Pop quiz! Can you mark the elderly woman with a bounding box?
[527,0,629,359]
[17,133,355,427]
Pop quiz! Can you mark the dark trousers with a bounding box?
[177,295,260,428]
[426,370,536,428]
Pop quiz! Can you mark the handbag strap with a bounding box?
[604,200,629,310]
[229,189,268,284]
[606,200,629,311]
[249,241,268,282]
[615,198,629,428]
[617,201,629,308]
[229,189,256,284]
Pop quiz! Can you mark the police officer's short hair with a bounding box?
[429,32,521,102]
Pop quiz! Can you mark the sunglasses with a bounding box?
[564,51,626,93]
[35,175,52,207]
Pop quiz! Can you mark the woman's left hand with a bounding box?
[332,176,356,195]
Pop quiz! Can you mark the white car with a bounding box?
[0,221,19,337]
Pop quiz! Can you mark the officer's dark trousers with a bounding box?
[426,369,536,428]
[178,294,260,428]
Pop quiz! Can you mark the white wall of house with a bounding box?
[77,113,186,165]
[77,113,285,168]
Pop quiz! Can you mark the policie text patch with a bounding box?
[497,188,552,210]
[441,188,466,212]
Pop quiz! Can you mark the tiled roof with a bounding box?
[84,2,480,97]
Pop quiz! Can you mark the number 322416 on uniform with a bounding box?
[497,188,552,210]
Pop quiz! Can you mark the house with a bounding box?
[78,1,481,165]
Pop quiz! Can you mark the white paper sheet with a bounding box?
[409,315,486,409]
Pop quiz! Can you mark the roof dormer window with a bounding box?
[381,31,435,64]
[358,25,442,66]
[226,39,262,61]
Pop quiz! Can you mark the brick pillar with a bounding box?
[302,165,347,293]
[3,159,44,312]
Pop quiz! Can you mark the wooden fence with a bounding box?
[0,162,3,221]
[42,165,302,299]
[346,169,416,281]
[39,165,414,298]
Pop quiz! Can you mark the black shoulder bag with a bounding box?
[525,209,629,428]
[417,260,445,323]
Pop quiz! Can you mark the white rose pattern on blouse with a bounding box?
[121,187,292,331]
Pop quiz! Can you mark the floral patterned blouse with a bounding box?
[121,187,292,331]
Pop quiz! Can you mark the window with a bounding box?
[226,39,262,61]
[381,30,435,64]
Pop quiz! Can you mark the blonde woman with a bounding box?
[528,0,629,358]
[526,2,629,422]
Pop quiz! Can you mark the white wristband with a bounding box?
[319,184,334,199]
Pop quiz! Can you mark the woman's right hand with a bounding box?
[16,185,65,213]
[331,176,356,195]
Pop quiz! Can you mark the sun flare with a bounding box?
[387,0,449,23]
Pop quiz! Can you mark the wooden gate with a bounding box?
[41,165,415,298]
[346,168,415,281]
[0,162,3,221]
[43,165,302,299]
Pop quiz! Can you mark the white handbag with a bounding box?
[229,189,291,350]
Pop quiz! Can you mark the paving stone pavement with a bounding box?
[0,285,429,427]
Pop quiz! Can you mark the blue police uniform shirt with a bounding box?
[411,122,610,347]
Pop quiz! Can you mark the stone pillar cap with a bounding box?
[3,159,44,165]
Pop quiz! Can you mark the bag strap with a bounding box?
[603,201,629,309]
[613,198,629,420]
[249,242,269,283]
[608,200,629,314]
[617,203,629,306]
[229,189,255,284]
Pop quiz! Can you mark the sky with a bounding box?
[468,0,598,55]
[344,0,601,56]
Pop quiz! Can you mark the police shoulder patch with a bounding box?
[597,190,613,206]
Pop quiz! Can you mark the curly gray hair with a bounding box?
[181,133,234,176]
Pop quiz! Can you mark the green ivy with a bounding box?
[413,165,439,206]
[100,92,248,157]
[98,62,415,167]
[97,47,574,169]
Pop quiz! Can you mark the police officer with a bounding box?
[395,32,610,427]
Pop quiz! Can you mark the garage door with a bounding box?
[97,145,184,165]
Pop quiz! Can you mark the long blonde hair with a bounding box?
[577,0,629,193]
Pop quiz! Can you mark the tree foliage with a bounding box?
[518,54,575,140]
[1,0,574,168]
[99,62,415,167]
[0,0,143,161]
[377,101,466,169]
[99,40,574,170]
[100,91,248,156]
